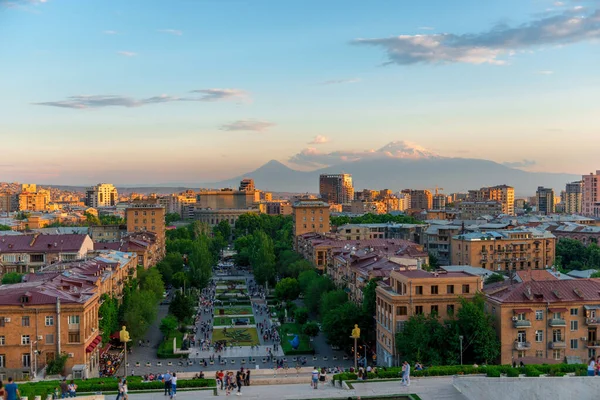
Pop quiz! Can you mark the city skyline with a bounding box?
[1,0,599,184]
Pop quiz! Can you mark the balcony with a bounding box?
[588,341,600,348]
[548,341,566,349]
[513,319,532,328]
[586,317,600,326]
[68,323,80,331]
[548,318,566,327]
[513,341,531,350]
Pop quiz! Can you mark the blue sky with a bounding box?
[0,0,599,185]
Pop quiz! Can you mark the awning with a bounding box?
[549,308,568,313]
[513,308,533,313]
[86,335,102,353]
[110,331,120,339]
[584,305,600,310]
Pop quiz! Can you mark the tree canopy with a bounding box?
[1,272,23,284]
[556,238,600,270]
[330,213,422,227]
[275,277,301,302]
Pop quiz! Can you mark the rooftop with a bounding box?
[0,233,90,253]
[485,279,600,303]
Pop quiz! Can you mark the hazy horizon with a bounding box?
[1,0,599,184]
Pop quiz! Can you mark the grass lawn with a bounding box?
[278,323,313,355]
[214,316,256,326]
[157,330,185,358]
[212,328,259,346]
[216,306,253,315]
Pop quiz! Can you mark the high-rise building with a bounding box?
[239,178,255,192]
[0,191,18,213]
[410,190,433,210]
[536,186,555,215]
[432,194,446,210]
[582,171,600,217]
[319,174,354,205]
[564,181,583,214]
[468,185,515,215]
[18,189,50,212]
[85,183,118,208]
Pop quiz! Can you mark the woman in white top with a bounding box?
[588,358,596,376]
[170,373,178,398]
[122,380,128,400]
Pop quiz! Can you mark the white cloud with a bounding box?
[289,140,439,168]
[353,8,600,65]
[320,78,360,85]
[220,120,275,132]
[33,88,250,109]
[554,1,565,6]
[103,30,118,35]
[117,51,137,57]
[308,135,331,144]
[158,29,183,36]
[537,70,554,74]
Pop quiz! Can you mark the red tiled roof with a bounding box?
[0,280,96,305]
[485,279,600,304]
[0,234,89,253]
[516,269,558,282]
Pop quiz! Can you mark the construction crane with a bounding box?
[429,186,444,195]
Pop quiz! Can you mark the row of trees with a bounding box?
[330,213,422,227]
[395,295,500,365]
[556,238,600,271]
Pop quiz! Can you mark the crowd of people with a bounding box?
[99,350,124,377]
[215,368,251,396]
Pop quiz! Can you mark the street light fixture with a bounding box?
[459,335,464,365]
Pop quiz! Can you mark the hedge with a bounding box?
[18,377,216,400]
[332,363,587,383]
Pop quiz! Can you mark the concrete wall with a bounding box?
[454,376,600,400]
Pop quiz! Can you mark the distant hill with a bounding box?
[210,157,580,196]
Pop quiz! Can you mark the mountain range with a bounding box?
[209,158,580,196]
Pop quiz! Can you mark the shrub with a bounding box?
[486,367,501,377]
[506,368,520,377]
[524,366,541,377]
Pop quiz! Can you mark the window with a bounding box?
[491,306,496,315]
[447,304,455,315]
[68,332,80,343]
[431,285,439,295]
[45,316,54,326]
[0,317,4,327]
[462,284,470,294]
[552,329,562,342]
[0,336,4,345]
[46,334,54,344]
[571,320,579,331]
[535,310,543,320]
[68,315,80,324]
[396,306,407,316]
[535,350,544,358]
[30,254,44,262]
[0,354,4,368]
[415,306,424,315]
[535,330,543,342]
[553,349,561,360]
[22,353,31,368]
[21,316,30,327]
[21,335,30,345]
[446,285,454,294]
[570,308,579,316]
[430,305,439,315]
[570,339,578,349]
[415,286,423,295]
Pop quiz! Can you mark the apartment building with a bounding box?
[0,234,94,275]
[88,225,127,242]
[432,194,447,210]
[263,200,292,216]
[335,223,426,244]
[319,174,354,205]
[292,198,330,240]
[196,188,260,209]
[126,202,166,260]
[194,208,259,228]
[94,231,162,268]
[85,184,118,208]
[18,190,50,212]
[424,224,462,266]
[0,192,18,213]
[484,279,600,365]
[469,185,515,215]
[239,178,255,191]
[457,201,503,219]
[582,171,600,217]
[375,269,483,367]
[349,200,387,214]
[536,186,555,215]
[450,229,556,271]
[564,181,583,215]
[410,190,433,210]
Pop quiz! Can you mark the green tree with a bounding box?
[84,212,101,226]
[298,270,319,293]
[294,307,309,325]
[165,213,181,225]
[283,259,313,279]
[428,252,440,269]
[214,219,232,240]
[157,252,184,286]
[1,272,23,284]
[591,271,600,278]
[556,238,587,270]
[275,278,301,302]
[302,321,320,338]
[322,302,363,351]
[172,271,189,289]
[159,314,179,338]
[188,236,213,289]
[250,231,276,286]
[0,224,12,231]
[320,290,348,316]
[395,314,450,365]
[140,268,165,301]
[169,291,195,323]
[305,276,334,314]
[362,280,377,316]
[484,273,505,285]
[46,353,69,375]
[330,213,422,227]
[98,295,119,344]
[122,290,158,341]
[456,294,500,364]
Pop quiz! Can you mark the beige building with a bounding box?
[583,171,600,217]
[469,185,515,215]
[485,279,600,365]
[376,269,483,366]
[451,229,556,271]
[126,202,166,260]
[18,190,50,212]
[196,189,260,209]
[457,201,503,219]
[85,183,118,208]
[194,208,259,227]
[292,198,330,239]
[410,190,433,210]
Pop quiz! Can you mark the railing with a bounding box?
[587,340,600,348]
[513,319,532,328]
[587,318,600,326]
[513,341,531,350]
[548,318,566,327]
[548,341,566,349]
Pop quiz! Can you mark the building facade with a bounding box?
[536,187,555,215]
[319,174,354,205]
[469,185,515,215]
[376,269,482,367]
[193,208,259,228]
[450,229,556,271]
[292,199,330,240]
[196,189,260,209]
[582,171,600,217]
[457,201,503,219]
[410,190,433,210]
[85,184,118,208]
[126,202,166,261]
[564,181,583,215]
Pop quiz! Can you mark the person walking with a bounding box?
[116,379,124,400]
[4,378,19,400]
[311,367,319,389]
[235,371,243,396]
[244,369,250,386]
[588,357,596,376]
[401,361,411,387]
[68,380,77,397]
[163,371,172,396]
[170,373,177,399]
[60,379,69,399]
[122,380,128,400]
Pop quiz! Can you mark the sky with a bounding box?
[0,0,599,185]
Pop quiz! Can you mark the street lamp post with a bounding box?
[29,340,38,379]
[459,335,464,366]
[120,326,130,377]
[350,324,360,371]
